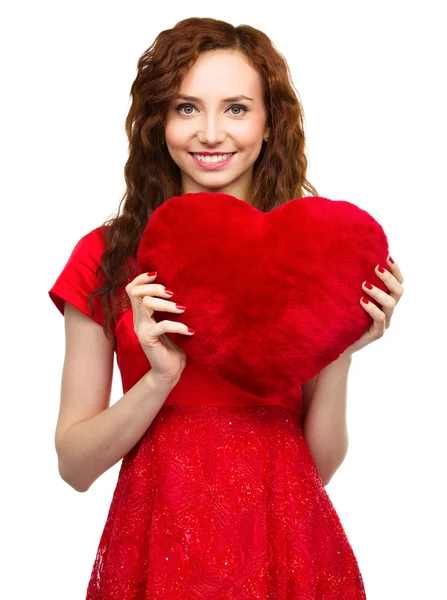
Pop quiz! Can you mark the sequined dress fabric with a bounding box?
[48,227,367,599]
[85,402,366,599]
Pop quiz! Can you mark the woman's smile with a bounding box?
[189,152,237,169]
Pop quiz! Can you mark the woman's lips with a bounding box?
[190,153,236,170]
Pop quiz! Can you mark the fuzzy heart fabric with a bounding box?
[137,192,389,397]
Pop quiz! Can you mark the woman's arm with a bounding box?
[55,303,178,493]
[301,257,404,486]
[302,351,353,486]
[57,369,176,493]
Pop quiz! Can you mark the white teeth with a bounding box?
[192,153,234,163]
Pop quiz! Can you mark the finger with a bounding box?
[158,319,194,335]
[361,296,389,332]
[128,283,173,300]
[362,280,396,328]
[142,296,186,313]
[140,319,194,343]
[362,280,397,310]
[374,263,404,302]
[386,256,404,285]
[125,271,158,295]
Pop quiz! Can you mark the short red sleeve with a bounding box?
[48,226,112,331]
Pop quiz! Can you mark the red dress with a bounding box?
[49,227,367,599]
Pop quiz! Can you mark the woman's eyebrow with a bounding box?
[176,94,254,103]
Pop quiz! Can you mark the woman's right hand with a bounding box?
[125,271,194,387]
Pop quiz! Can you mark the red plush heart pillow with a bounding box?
[137,192,389,397]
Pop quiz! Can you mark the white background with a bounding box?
[2,1,445,598]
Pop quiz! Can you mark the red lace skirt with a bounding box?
[86,404,366,599]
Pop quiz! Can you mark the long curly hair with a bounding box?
[88,17,319,344]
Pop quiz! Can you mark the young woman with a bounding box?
[49,17,404,600]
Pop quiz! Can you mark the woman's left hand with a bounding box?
[343,255,405,357]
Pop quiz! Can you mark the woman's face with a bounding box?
[164,50,270,202]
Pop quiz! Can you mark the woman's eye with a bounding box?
[175,104,249,116]
[229,105,248,116]
[176,104,195,115]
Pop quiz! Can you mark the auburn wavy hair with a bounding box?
[88,17,319,344]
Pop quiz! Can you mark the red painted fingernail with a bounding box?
[175,304,186,310]
[165,289,174,296]
[364,281,373,290]
[361,296,370,304]
[188,327,195,333]
[147,271,157,277]
[388,256,395,264]
[377,265,385,273]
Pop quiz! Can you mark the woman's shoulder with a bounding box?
[75,224,110,253]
